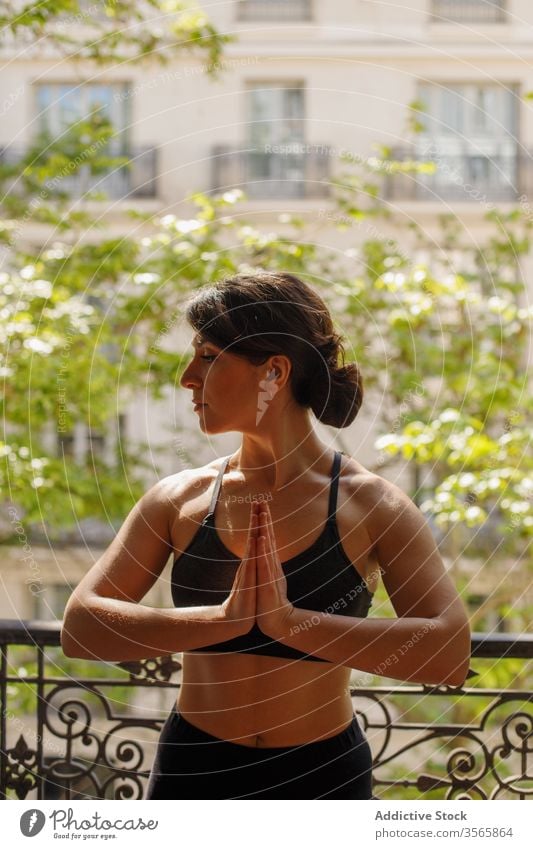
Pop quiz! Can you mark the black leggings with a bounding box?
[145,705,373,800]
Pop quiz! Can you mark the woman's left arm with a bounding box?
[271,478,471,687]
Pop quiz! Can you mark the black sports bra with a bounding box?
[170,450,374,662]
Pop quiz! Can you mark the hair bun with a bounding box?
[185,270,365,429]
[319,338,338,364]
[308,360,364,428]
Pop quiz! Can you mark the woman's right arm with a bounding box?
[60,474,245,662]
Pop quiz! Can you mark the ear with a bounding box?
[268,355,291,386]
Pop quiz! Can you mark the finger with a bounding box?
[260,507,288,604]
[248,501,259,537]
[260,517,282,598]
[259,534,280,614]
[242,536,257,622]
[241,535,257,593]
[234,511,257,584]
[260,505,278,575]
[258,506,271,556]
[249,505,259,540]
[263,503,275,556]
[255,531,266,586]
[257,533,274,594]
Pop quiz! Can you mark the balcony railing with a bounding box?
[1,620,532,800]
[0,146,158,200]
[211,144,331,199]
[431,1,506,23]
[384,148,528,202]
[236,0,312,21]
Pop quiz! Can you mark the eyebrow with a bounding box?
[192,335,219,349]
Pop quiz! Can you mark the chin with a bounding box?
[204,421,245,436]
[196,407,250,435]
[197,416,229,435]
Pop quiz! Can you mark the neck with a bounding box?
[230,408,333,491]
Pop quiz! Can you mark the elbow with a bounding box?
[60,598,99,660]
[432,614,472,688]
[60,600,78,658]
[442,657,470,689]
[60,627,81,658]
[60,625,86,659]
[60,615,87,659]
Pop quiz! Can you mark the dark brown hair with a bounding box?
[184,271,363,428]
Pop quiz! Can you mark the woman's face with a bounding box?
[180,333,268,434]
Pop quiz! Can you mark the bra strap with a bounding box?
[326,450,342,524]
[207,452,342,523]
[206,455,232,519]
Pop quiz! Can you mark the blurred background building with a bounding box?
[1,0,530,626]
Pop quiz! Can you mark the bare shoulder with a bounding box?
[340,455,413,541]
[340,453,392,502]
[157,457,226,516]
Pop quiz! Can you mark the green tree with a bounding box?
[326,128,532,636]
[0,1,229,68]
[1,4,530,641]
[0,0,230,532]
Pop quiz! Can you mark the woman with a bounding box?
[61,271,471,800]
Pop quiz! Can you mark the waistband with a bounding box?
[170,704,361,755]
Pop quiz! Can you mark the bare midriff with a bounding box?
[177,651,355,748]
[171,452,379,749]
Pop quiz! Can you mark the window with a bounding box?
[32,83,157,199]
[56,424,105,464]
[211,80,330,199]
[431,1,506,23]
[35,82,129,147]
[56,414,126,466]
[86,426,106,460]
[246,81,306,197]
[248,82,305,147]
[414,82,518,200]
[237,1,311,21]
[418,82,517,139]
[56,431,75,459]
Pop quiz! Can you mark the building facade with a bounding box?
[1,0,530,625]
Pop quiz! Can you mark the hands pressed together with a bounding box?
[220,500,295,640]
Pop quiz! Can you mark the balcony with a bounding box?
[236,0,312,21]
[1,620,532,800]
[0,145,158,200]
[383,148,528,203]
[431,1,506,23]
[211,144,331,200]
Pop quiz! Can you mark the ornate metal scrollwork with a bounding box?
[352,688,533,800]
[1,624,531,800]
[38,685,164,800]
[116,655,182,682]
[5,735,38,800]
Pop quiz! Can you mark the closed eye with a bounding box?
[201,355,216,361]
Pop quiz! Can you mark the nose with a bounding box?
[180,358,201,390]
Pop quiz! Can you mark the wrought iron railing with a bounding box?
[431,1,506,23]
[236,0,312,21]
[384,147,527,202]
[0,146,158,200]
[211,144,331,199]
[1,620,531,800]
